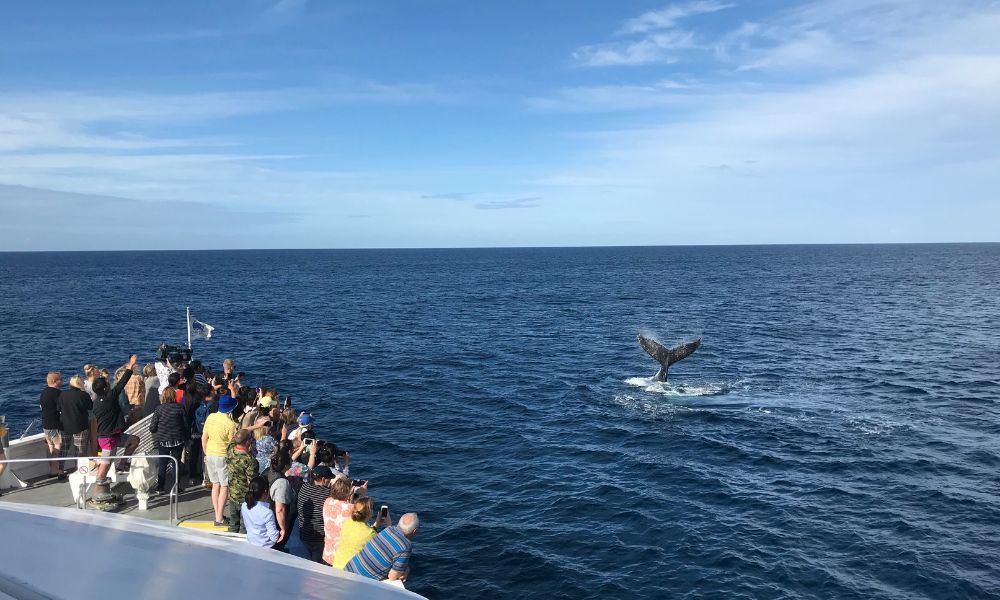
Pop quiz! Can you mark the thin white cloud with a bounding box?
[621,1,734,34]
[574,1,734,67]
[573,31,694,67]
[475,197,541,210]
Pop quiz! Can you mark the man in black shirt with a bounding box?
[39,372,66,479]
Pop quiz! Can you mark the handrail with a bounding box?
[0,455,180,525]
[18,419,38,440]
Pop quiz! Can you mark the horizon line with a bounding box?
[1,241,998,253]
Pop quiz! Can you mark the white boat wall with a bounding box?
[0,502,425,599]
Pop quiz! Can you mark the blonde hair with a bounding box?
[114,366,128,383]
[254,416,269,440]
[331,477,353,502]
[143,364,156,377]
[46,371,61,386]
[98,368,109,379]
[281,408,296,425]
[223,359,234,370]
[84,364,97,378]
[160,386,176,404]
[352,497,373,522]
[69,375,85,390]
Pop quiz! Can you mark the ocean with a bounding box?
[1,245,998,599]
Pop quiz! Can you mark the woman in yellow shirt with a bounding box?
[332,497,383,569]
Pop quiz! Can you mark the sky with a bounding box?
[1,0,999,250]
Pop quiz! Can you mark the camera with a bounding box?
[157,343,192,364]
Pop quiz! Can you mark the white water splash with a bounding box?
[623,376,737,397]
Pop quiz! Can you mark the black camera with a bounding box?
[157,343,192,364]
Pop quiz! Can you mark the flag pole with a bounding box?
[186,306,192,350]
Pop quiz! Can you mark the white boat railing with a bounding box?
[17,419,38,440]
[0,455,180,525]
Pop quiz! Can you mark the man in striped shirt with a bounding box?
[296,445,331,563]
[345,512,419,582]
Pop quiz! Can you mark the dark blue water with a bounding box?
[2,245,998,599]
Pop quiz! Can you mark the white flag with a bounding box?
[189,315,215,340]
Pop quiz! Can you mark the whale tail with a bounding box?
[637,335,701,382]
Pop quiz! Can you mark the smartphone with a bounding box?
[352,479,368,488]
[379,505,388,519]
[237,372,245,379]
[284,396,291,407]
[303,438,314,446]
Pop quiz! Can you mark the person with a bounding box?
[92,355,140,490]
[155,355,182,396]
[123,363,145,408]
[82,364,100,456]
[288,413,314,442]
[202,393,238,526]
[39,371,67,479]
[345,512,419,582]
[253,415,277,474]
[263,448,294,551]
[241,476,279,548]
[322,477,355,565]
[83,364,98,399]
[149,385,188,494]
[296,445,332,563]
[332,497,391,569]
[58,376,93,459]
[0,417,8,497]
[222,358,236,381]
[141,364,160,418]
[191,360,208,387]
[226,428,259,533]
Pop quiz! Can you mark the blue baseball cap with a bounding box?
[298,413,314,426]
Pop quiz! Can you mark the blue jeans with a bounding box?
[155,443,185,492]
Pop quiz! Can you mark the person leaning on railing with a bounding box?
[331,497,392,570]
[345,512,419,583]
[321,476,355,566]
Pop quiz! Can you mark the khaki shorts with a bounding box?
[206,456,229,486]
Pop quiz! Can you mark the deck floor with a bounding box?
[0,474,216,525]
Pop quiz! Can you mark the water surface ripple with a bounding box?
[1,245,998,599]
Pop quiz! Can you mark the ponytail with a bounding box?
[245,476,268,510]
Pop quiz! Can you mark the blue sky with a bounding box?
[1,0,998,250]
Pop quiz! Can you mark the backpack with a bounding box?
[194,402,210,434]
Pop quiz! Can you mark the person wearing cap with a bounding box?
[202,393,238,526]
[296,442,332,563]
[288,412,314,442]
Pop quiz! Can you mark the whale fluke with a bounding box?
[638,335,701,382]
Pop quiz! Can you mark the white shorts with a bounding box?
[206,456,229,486]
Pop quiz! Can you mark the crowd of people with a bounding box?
[37,352,419,584]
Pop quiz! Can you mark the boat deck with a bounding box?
[0,473,216,525]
